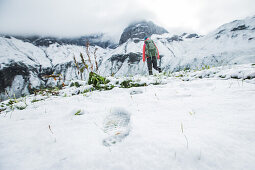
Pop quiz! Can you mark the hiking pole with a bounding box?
[158,55,162,70]
[159,55,162,68]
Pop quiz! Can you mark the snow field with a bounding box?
[1,77,255,170]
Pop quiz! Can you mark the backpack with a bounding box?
[145,39,157,58]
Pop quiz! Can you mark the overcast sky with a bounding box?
[0,0,255,42]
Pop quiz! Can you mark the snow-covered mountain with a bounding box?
[1,16,255,100]
[0,36,110,100]
[119,21,168,45]
[4,33,117,49]
[101,16,255,76]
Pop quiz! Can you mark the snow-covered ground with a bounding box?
[0,64,255,170]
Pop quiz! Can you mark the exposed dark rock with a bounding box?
[110,53,141,65]
[108,53,142,75]
[217,29,225,34]
[133,38,140,43]
[127,53,142,64]
[181,33,187,36]
[186,34,199,39]
[215,35,221,39]
[215,29,225,39]
[110,54,128,63]
[3,35,11,39]
[119,21,168,45]
[0,59,56,99]
[0,62,30,93]
[231,25,249,31]
[166,35,183,42]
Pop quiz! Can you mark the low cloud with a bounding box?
[195,0,255,34]
[0,0,155,42]
[0,0,255,42]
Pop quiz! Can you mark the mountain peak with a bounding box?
[119,21,168,45]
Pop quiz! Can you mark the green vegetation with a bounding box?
[83,88,93,93]
[70,81,81,88]
[87,72,114,91]
[184,67,190,71]
[7,99,17,106]
[88,72,110,87]
[201,65,210,70]
[175,74,184,77]
[120,80,147,88]
[16,105,27,110]
[2,94,29,111]
[75,110,82,115]
[31,98,44,103]
[98,85,115,91]
[219,75,226,78]
[120,80,132,88]
[0,108,6,113]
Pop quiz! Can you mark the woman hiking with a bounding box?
[142,36,162,75]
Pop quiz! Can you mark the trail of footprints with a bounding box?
[102,109,131,147]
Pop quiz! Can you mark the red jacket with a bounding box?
[143,38,160,62]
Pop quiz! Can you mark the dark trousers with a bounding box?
[147,56,161,75]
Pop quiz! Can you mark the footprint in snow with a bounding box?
[102,108,131,147]
[130,89,143,95]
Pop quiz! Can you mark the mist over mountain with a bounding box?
[119,21,169,45]
[2,33,118,49]
[1,20,169,49]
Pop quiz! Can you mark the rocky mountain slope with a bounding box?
[0,37,110,100]
[119,21,168,45]
[1,16,255,100]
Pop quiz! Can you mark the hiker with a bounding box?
[143,36,161,75]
